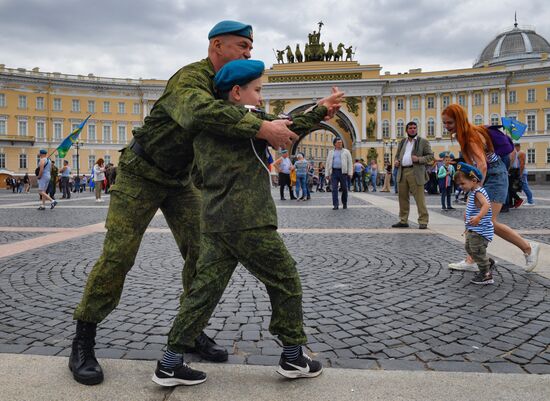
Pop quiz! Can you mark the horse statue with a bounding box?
[325,42,334,61]
[295,44,303,63]
[334,43,344,61]
[275,49,285,64]
[285,45,295,63]
[319,42,326,61]
[304,43,311,62]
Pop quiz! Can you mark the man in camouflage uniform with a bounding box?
[69,20,302,386]
[151,59,344,386]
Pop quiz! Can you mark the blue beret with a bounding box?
[214,60,265,92]
[439,151,447,158]
[39,149,47,155]
[208,20,253,41]
[281,149,288,154]
[457,162,483,181]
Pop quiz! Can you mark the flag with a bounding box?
[501,116,527,141]
[56,114,91,158]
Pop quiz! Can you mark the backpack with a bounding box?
[486,125,514,157]
[35,159,49,176]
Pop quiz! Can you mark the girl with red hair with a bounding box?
[442,104,540,272]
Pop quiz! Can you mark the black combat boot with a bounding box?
[68,320,104,385]
[185,332,228,362]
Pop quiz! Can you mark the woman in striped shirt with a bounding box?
[442,104,540,272]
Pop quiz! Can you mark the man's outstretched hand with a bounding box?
[256,119,298,149]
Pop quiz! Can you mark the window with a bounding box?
[491,114,500,126]
[547,148,550,164]
[474,115,483,125]
[397,98,404,110]
[18,95,27,109]
[547,87,550,100]
[36,97,45,110]
[103,125,112,143]
[427,118,435,137]
[133,102,140,114]
[72,99,80,112]
[527,148,535,164]
[527,89,536,102]
[72,155,79,171]
[411,97,419,110]
[382,120,390,138]
[474,93,482,106]
[527,115,536,132]
[0,118,6,135]
[509,90,517,104]
[18,119,27,136]
[53,98,62,111]
[88,100,95,113]
[88,155,96,170]
[117,125,127,143]
[547,113,550,131]
[427,96,434,109]
[0,153,5,169]
[88,124,96,142]
[19,154,27,169]
[0,93,5,107]
[396,120,404,138]
[53,122,63,140]
[412,118,420,131]
[442,95,450,108]
[104,155,111,165]
[118,102,125,114]
[458,95,466,107]
[36,121,45,139]
[103,101,110,113]
[490,91,499,104]
[382,99,389,111]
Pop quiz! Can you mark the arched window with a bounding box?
[382,120,390,138]
[474,114,483,125]
[491,114,500,126]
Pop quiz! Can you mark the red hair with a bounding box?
[442,104,493,162]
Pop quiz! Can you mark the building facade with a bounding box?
[2,24,550,186]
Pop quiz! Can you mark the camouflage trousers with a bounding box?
[74,149,200,350]
[167,227,307,352]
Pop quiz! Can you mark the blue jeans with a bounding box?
[392,167,398,193]
[370,172,377,192]
[295,175,307,199]
[522,173,534,203]
[353,172,362,192]
[331,169,348,207]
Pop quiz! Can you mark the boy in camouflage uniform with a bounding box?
[152,59,344,386]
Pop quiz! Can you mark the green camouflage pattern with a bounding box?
[73,148,201,323]
[192,105,327,233]
[132,58,264,181]
[168,227,306,352]
[465,231,491,274]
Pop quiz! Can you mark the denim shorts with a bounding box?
[484,158,508,204]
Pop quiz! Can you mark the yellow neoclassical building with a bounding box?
[1,23,550,185]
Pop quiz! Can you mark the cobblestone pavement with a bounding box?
[0,187,549,375]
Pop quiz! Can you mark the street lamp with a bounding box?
[73,140,82,179]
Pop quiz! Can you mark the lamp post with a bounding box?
[74,140,81,179]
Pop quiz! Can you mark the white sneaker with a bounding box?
[448,259,478,271]
[524,202,535,206]
[525,242,540,272]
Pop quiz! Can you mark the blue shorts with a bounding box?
[484,158,508,204]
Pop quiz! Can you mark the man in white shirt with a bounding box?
[392,122,434,229]
[274,150,296,200]
[325,138,353,210]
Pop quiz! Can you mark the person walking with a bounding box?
[60,160,71,199]
[381,162,392,192]
[438,152,455,210]
[23,173,30,193]
[46,160,58,200]
[325,138,352,210]
[443,104,540,272]
[293,153,309,200]
[36,150,57,210]
[369,160,378,192]
[512,143,535,206]
[273,150,295,200]
[391,121,434,229]
[92,159,105,202]
[317,162,326,192]
[352,159,363,192]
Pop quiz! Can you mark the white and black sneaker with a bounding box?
[276,352,323,379]
[151,361,206,387]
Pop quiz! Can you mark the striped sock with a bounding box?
[282,345,301,361]
[160,349,183,369]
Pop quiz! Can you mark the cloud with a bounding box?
[1,0,549,78]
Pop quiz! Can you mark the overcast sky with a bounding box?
[1,0,549,79]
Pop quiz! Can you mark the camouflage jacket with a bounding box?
[132,59,263,182]
[193,105,327,233]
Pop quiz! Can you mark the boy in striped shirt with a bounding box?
[454,162,495,285]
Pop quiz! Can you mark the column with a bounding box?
[264,98,270,114]
[142,100,148,120]
[420,95,426,137]
[467,91,473,121]
[500,89,506,117]
[452,92,457,104]
[361,96,367,141]
[376,96,382,140]
[405,95,411,124]
[436,93,442,138]
[483,90,489,125]
[390,96,396,139]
